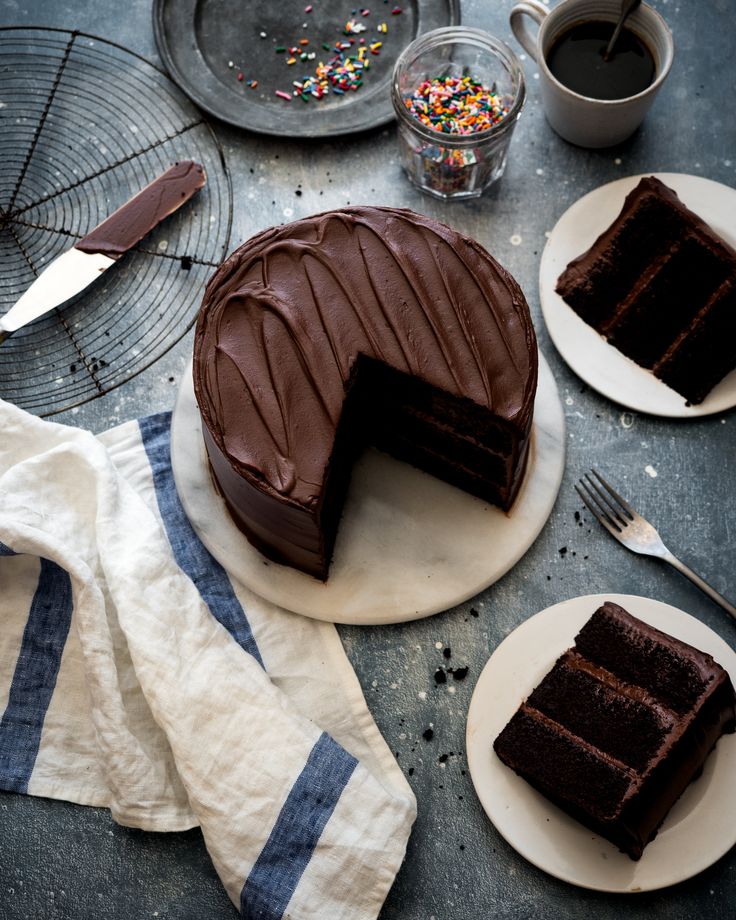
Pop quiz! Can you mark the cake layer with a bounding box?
[527,651,674,772]
[556,180,692,328]
[574,603,718,715]
[605,236,731,367]
[194,207,537,578]
[555,176,736,403]
[493,602,736,859]
[495,706,635,822]
[654,277,736,403]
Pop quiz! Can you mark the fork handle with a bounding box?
[662,551,736,619]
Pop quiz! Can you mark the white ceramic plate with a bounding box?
[466,593,736,892]
[170,353,565,625]
[539,173,736,417]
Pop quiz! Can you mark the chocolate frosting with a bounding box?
[194,206,537,510]
[76,160,205,258]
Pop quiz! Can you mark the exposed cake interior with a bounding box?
[194,207,537,579]
[493,601,736,859]
[555,176,736,404]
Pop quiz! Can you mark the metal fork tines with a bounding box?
[576,470,736,619]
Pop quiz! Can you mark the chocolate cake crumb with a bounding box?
[422,728,434,742]
[180,255,193,271]
[443,647,452,660]
[470,608,479,618]
[438,753,449,764]
[559,546,568,556]
[452,666,469,681]
[434,668,447,685]
[408,767,414,776]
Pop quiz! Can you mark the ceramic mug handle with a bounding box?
[509,0,549,62]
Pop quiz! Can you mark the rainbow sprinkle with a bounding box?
[234,4,400,101]
[404,75,511,134]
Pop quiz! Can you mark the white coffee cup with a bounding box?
[510,0,673,148]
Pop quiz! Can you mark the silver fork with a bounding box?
[576,470,736,620]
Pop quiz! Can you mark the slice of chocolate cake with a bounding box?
[555,177,736,404]
[493,601,736,860]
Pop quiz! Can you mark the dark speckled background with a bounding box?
[1,1,735,918]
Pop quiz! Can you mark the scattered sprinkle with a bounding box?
[237,5,393,99]
[275,90,292,101]
[345,19,367,34]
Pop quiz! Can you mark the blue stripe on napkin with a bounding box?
[0,556,73,793]
[240,732,359,920]
[138,412,263,667]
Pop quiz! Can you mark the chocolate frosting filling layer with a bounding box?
[194,206,537,510]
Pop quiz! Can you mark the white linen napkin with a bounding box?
[0,397,416,919]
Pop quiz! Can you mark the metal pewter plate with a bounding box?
[0,27,232,416]
[153,0,459,137]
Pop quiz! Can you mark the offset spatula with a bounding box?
[0,160,206,345]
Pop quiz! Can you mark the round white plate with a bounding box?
[466,593,736,892]
[539,173,736,417]
[170,353,565,625]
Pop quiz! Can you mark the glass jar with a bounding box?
[391,27,526,200]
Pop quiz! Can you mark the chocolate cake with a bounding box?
[493,601,736,859]
[556,176,736,404]
[193,206,538,579]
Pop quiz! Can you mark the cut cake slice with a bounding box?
[555,176,736,404]
[493,601,736,859]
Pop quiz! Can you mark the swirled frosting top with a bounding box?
[194,206,537,507]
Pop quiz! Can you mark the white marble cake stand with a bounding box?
[170,353,565,625]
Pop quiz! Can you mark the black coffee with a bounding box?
[546,20,655,100]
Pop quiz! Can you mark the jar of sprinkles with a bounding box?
[392,27,526,199]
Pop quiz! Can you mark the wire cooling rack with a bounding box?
[0,27,233,415]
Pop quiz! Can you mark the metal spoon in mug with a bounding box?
[603,0,642,61]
